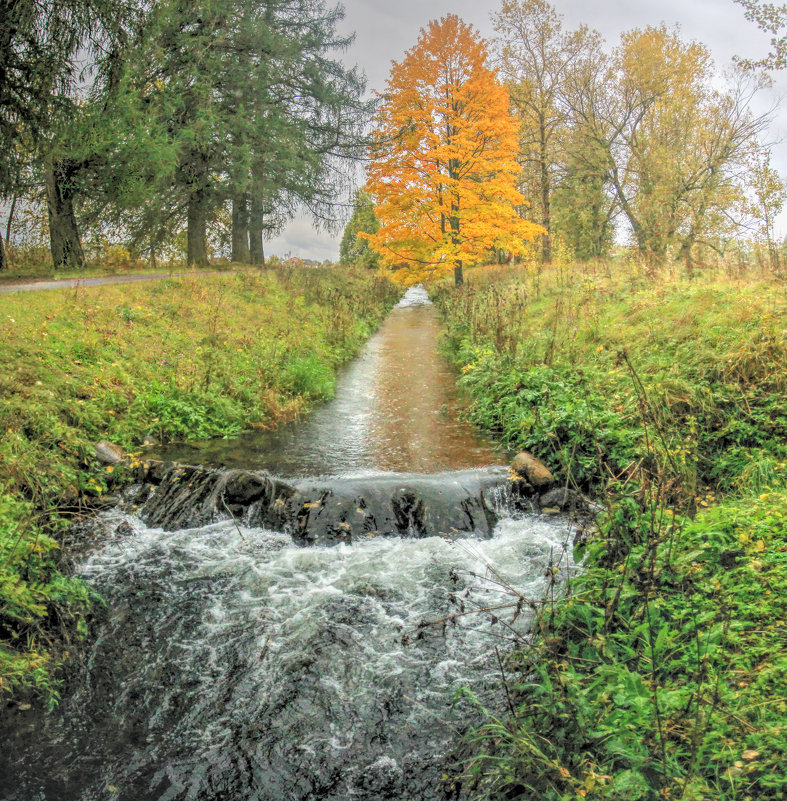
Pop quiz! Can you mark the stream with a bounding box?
[0,287,576,801]
[149,285,503,476]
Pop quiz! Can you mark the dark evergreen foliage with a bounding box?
[1,0,371,268]
[0,0,139,267]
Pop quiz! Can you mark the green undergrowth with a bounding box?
[0,265,399,703]
[434,263,787,499]
[433,263,787,800]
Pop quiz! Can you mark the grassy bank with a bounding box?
[433,263,787,800]
[0,265,399,703]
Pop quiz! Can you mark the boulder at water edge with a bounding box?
[511,451,553,488]
[95,440,124,465]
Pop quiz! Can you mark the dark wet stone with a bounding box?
[222,473,268,505]
[538,487,599,522]
[145,459,170,483]
[134,463,522,544]
[115,521,134,538]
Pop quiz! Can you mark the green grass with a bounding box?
[435,263,786,499]
[433,262,787,800]
[0,264,399,703]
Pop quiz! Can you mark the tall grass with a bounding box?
[0,265,399,702]
[434,262,787,800]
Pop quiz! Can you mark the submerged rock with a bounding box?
[133,463,524,544]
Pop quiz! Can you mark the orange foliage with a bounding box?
[363,15,544,285]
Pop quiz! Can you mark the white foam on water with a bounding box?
[7,510,578,801]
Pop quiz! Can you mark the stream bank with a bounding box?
[431,263,787,801]
[0,266,400,702]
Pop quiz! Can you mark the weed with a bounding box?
[434,262,787,800]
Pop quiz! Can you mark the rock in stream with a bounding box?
[130,462,535,545]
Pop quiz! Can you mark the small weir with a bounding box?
[1,288,580,801]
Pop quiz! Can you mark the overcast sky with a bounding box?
[266,0,787,261]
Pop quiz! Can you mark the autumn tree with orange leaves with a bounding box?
[363,15,544,286]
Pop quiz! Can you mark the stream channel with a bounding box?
[1,286,576,801]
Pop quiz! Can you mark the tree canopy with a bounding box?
[735,0,787,70]
[1,1,783,274]
[0,0,370,269]
[0,0,139,268]
[340,189,381,268]
[493,0,775,268]
[363,15,544,286]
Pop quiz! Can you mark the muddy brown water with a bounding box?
[151,285,504,475]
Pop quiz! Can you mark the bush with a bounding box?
[434,263,787,800]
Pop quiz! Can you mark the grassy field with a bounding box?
[0,265,399,703]
[433,262,787,801]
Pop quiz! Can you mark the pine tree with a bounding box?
[113,0,369,267]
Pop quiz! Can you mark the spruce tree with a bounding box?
[340,190,381,268]
[120,0,370,266]
[0,0,138,268]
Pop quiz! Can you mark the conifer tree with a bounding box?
[24,0,369,268]
[120,0,368,267]
[0,0,138,268]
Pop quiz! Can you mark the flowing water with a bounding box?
[0,288,576,801]
[150,285,503,476]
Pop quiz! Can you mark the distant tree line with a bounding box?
[4,0,783,274]
[0,0,370,270]
[343,0,785,276]
[491,0,782,270]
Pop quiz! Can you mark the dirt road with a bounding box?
[0,269,239,295]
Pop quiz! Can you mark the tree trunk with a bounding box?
[0,229,7,271]
[449,193,462,287]
[539,121,552,264]
[6,194,17,245]
[187,190,209,267]
[249,196,265,266]
[248,221,263,265]
[769,244,781,276]
[231,194,251,263]
[46,163,85,269]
